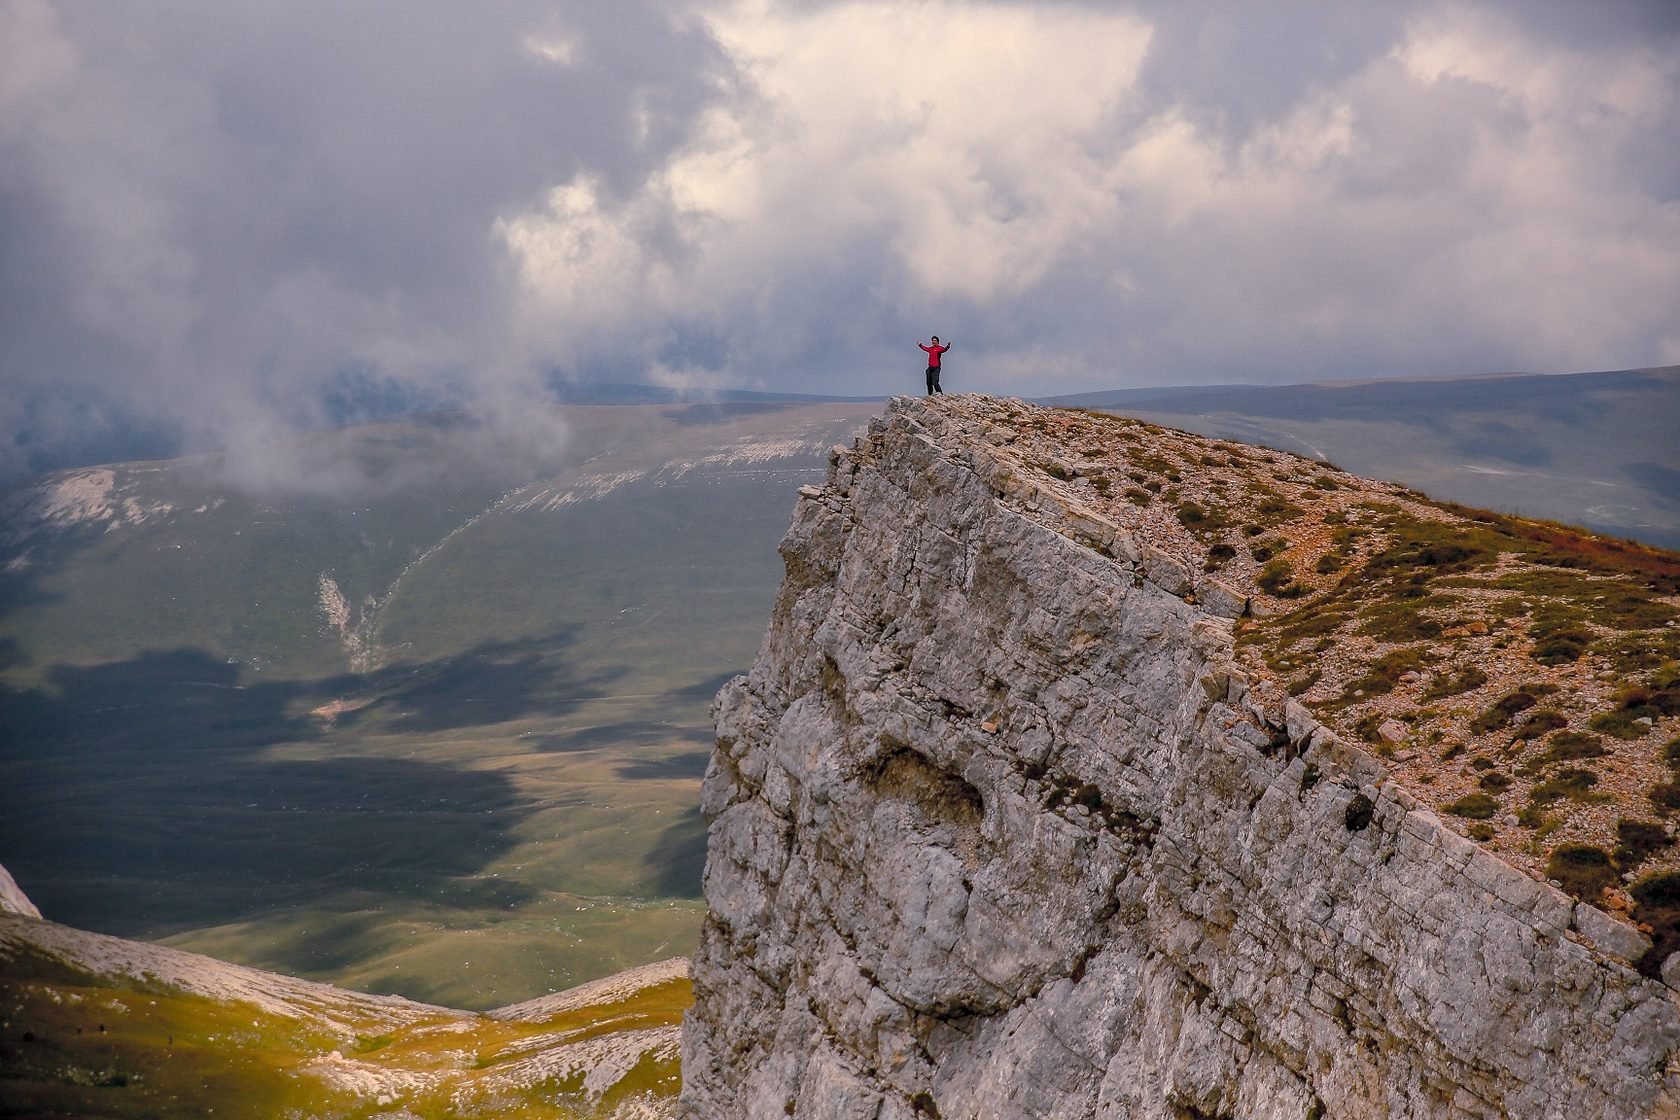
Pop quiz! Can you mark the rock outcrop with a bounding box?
[0,861,41,920]
[680,396,1680,1119]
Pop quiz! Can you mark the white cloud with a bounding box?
[3,0,1678,480]
[497,0,1680,395]
[499,1,1155,368]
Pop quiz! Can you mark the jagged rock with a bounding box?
[1376,718,1408,743]
[0,862,41,920]
[680,396,1680,1120]
[1197,577,1248,619]
[1574,902,1652,964]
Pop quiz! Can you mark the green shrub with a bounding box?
[1528,609,1595,665]
[1546,844,1617,901]
[1178,502,1226,532]
[1614,819,1672,871]
[1257,558,1305,598]
[1203,543,1237,570]
[1471,691,1537,734]
[1513,709,1568,740]
[1651,783,1680,813]
[1422,666,1487,700]
[1340,648,1429,701]
[1543,730,1606,761]
[1445,792,1500,819]
[1356,598,1445,642]
[1592,696,1658,740]
[1529,768,1602,807]
[1630,871,1680,979]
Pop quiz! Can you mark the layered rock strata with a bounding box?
[680,396,1680,1119]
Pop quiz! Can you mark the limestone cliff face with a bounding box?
[680,396,1680,1120]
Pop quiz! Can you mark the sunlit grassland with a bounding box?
[0,929,691,1118]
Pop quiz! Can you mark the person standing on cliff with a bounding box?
[919,336,951,395]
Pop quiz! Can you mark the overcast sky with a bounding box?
[3,0,1677,481]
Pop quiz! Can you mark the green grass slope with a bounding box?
[0,913,688,1118]
[1053,366,1680,549]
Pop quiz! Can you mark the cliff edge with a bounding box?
[681,395,1680,1119]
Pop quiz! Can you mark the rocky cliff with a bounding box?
[680,396,1680,1119]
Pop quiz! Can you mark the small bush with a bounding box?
[1340,648,1430,701]
[1529,767,1603,807]
[1651,783,1680,813]
[1529,610,1595,665]
[1423,666,1488,700]
[1124,487,1153,505]
[1630,871,1680,979]
[1470,690,1537,734]
[1445,792,1500,819]
[1178,501,1225,532]
[1257,558,1306,599]
[1513,709,1568,740]
[1614,819,1672,871]
[1315,552,1345,574]
[1543,730,1606,762]
[1356,599,1444,642]
[1478,771,1513,792]
[1546,844,1617,901]
[1256,495,1303,520]
[1203,543,1237,570]
[1592,708,1656,740]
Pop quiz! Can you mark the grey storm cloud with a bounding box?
[2,0,1678,484]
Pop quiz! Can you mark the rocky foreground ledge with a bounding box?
[680,395,1680,1119]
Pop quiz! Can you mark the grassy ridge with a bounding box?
[0,922,689,1118]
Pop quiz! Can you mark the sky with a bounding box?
[2,0,1678,483]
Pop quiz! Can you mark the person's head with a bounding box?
[931,336,939,343]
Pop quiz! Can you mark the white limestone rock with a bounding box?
[679,396,1680,1120]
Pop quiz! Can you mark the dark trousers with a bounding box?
[926,366,942,394]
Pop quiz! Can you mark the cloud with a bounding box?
[0,0,731,484]
[3,0,1677,483]
[499,0,1680,396]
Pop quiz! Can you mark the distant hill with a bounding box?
[1046,366,1680,549]
[0,908,686,1118]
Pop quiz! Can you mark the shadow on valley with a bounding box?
[535,721,712,754]
[0,630,618,941]
[616,750,711,781]
[646,804,707,898]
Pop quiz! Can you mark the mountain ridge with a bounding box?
[680,394,1680,1118]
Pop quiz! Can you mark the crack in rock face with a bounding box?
[679,396,1680,1120]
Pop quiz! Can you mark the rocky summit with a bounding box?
[679,395,1680,1119]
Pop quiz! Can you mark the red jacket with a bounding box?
[919,342,950,367]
